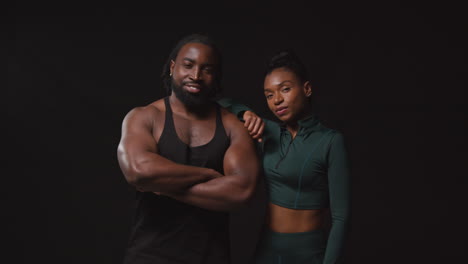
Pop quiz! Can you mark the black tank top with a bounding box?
[123,97,231,264]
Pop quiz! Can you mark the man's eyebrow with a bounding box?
[182,58,216,67]
[182,58,195,63]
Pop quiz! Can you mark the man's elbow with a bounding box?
[229,185,256,210]
[123,161,158,190]
[118,147,142,186]
[233,173,259,206]
[117,147,163,191]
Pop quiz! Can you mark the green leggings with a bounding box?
[253,228,326,264]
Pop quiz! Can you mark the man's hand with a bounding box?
[243,111,265,142]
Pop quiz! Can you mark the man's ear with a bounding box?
[169,60,175,76]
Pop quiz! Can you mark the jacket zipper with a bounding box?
[275,138,294,169]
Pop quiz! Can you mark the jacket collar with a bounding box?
[280,114,321,135]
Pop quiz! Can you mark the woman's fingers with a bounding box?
[243,110,264,142]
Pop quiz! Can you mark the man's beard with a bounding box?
[171,80,215,110]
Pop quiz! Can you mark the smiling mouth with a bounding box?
[276,107,288,116]
[184,84,202,93]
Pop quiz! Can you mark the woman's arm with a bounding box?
[217,98,265,142]
[324,131,351,264]
[216,97,252,120]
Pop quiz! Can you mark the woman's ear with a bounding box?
[303,81,312,97]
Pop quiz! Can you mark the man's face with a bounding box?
[170,42,219,108]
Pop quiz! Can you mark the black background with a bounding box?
[8,1,467,263]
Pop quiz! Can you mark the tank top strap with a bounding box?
[163,96,176,133]
[214,104,227,137]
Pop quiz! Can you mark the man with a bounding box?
[117,33,260,264]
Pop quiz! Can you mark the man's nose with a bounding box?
[190,68,202,81]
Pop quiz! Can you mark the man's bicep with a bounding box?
[118,108,159,163]
[223,122,260,181]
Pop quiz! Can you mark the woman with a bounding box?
[218,50,351,263]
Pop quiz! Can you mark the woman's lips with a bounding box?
[276,107,288,116]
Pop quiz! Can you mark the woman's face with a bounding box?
[264,67,311,124]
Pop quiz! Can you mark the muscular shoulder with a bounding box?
[219,107,250,139]
[123,99,165,128]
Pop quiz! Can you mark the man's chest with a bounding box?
[163,114,218,147]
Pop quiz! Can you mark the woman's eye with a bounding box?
[203,67,213,73]
[265,94,273,99]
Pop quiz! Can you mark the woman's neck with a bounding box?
[286,123,300,139]
[285,107,313,139]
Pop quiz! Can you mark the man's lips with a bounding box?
[275,106,288,116]
[183,83,202,93]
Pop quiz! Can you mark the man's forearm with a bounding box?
[163,175,255,212]
[123,153,222,193]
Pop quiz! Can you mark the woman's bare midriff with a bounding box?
[266,202,327,233]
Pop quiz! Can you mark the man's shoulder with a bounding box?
[219,107,250,139]
[219,107,243,126]
[123,99,165,123]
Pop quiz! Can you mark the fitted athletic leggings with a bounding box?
[253,228,326,264]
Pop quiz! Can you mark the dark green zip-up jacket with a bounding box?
[218,98,351,264]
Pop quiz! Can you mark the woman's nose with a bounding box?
[274,93,283,105]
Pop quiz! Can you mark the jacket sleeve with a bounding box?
[216,97,253,121]
[323,131,351,264]
[217,97,276,153]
